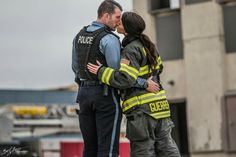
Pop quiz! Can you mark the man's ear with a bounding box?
[99,13,109,22]
[104,13,109,19]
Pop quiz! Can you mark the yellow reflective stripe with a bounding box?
[150,111,170,119]
[122,90,167,112]
[138,47,148,76]
[120,63,138,80]
[139,65,150,76]
[123,90,166,107]
[141,47,147,56]
[101,67,114,85]
[138,90,165,99]
[120,67,137,80]
[139,65,148,72]
[154,65,160,70]
[101,68,109,83]
[138,56,163,76]
[123,103,137,112]
[154,56,162,69]
[105,68,114,85]
[158,56,162,64]
[139,94,166,104]
[123,95,138,106]
[123,97,138,109]
[139,91,166,104]
[123,98,139,112]
[121,63,139,76]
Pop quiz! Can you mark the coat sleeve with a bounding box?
[97,48,142,89]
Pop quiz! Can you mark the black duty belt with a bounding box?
[81,80,101,86]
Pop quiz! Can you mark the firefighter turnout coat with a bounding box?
[97,38,171,119]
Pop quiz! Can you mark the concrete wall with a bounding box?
[182,1,226,152]
[161,60,186,100]
[226,53,236,91]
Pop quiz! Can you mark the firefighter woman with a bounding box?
[87,12,181,157]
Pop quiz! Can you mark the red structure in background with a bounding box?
[61,141,130,157]
[119,142,130,157]
[61,142,84,157]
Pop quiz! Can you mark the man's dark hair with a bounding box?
[97,0,123,18]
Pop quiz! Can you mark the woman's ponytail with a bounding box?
[140,34,157,74]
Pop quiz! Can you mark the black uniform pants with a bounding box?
[76,85,122,157]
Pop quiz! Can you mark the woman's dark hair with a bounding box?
[97,0,123,18]
[122,12,157,73]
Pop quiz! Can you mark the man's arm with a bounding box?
[100,34,120,70]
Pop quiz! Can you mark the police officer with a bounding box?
[72,1,123,157]
[87,12,181,157]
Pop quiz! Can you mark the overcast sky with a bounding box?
[0,0,132,90]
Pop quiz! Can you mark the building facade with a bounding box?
[132,0,236,156]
